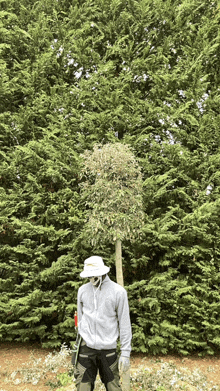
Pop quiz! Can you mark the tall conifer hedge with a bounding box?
[0,0,220,353]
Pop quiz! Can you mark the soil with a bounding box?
[0,342,219,390]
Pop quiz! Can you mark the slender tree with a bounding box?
[80,143,144,286]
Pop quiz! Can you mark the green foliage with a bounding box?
[0,130,83,346]
[80,142,144,244]
[0,0,220,353]
[46,372,72,390]
[57,372,72,387]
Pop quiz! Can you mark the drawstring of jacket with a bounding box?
[91,276,103,310]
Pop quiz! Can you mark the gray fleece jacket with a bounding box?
[77,275,132,357]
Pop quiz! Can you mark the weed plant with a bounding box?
[5,343,73,387]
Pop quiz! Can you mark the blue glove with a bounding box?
[118,356,130,373]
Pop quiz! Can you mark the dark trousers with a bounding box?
[74,344,121,391]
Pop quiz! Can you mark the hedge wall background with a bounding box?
[0,0,220,354]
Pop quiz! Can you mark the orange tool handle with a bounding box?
[74,311,78,328]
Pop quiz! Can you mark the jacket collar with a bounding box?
[102,274,110,282]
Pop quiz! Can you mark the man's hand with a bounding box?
[118,356,130,373]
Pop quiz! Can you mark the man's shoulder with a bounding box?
[78,281,90,293]
[107,278,127,294]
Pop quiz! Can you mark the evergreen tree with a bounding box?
[0,0,220,353]
[0,130,84,346]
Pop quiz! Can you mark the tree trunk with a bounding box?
[115,239,124,287]
[122,370,130,391]
[115,239,130,390]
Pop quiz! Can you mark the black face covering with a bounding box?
[90,276,102,286]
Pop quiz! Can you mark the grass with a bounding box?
[2,344,220,391]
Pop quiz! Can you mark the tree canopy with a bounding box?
[80,143,144,244]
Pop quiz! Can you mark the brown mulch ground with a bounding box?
[0,342,220,390]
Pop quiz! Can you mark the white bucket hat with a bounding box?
[80,256,110,278]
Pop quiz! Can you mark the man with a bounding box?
[74,255,132,391]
